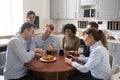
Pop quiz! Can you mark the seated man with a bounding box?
[4,22,45,80]
[30,24,57,53]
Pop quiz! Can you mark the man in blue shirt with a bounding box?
[30,24,57,53]
[4,22,45,80]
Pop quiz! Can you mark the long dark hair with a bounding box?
[83,29,107,49]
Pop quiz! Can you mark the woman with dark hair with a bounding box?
[80,21,99,57]
[26,11,36,25]
[65,28,111,80]
[62,23,80,55]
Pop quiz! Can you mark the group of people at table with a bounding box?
[3,11,111,80]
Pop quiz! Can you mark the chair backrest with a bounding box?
[109,54,114,69]
[110,65,120,80]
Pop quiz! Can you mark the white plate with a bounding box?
[40,57,57,62]
[36,53,42,56]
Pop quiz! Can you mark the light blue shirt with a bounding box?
[71,41,112,80]
[4,34,35,80]
[30,34,57,51]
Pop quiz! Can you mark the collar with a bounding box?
[42,34,50,40]
[90,41,102,50]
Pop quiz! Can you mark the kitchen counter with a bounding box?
[0,39,10,46]
[107,40,120,66]
[0,35,120,47]
[108,39,120,44]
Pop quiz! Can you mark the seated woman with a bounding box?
[65,28,111,80]
[62,23,80,55]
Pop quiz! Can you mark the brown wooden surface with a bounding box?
[25,55,74,72]
[25,54,76,80]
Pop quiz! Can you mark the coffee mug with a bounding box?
[69,51,75,56]
[78,47,84,54]
[47,50,52,55]
[59,49,64,56]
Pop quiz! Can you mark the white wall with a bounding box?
[23,0,57,33]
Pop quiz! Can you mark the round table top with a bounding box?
[25,54,74,73]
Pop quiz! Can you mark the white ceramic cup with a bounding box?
[78,47,84,54]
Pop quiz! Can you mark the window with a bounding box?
[0,0,23,36]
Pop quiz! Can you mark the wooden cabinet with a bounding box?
[79,0,119,19]
[97,0,119,19]
[80,0,96,6]
[50,0,58,19]
[118,0,120,18]
[50,0,76,19]
[58,0,67,19]
[66,0,76,18]
[114,43,120,66]
[108,40,120,66]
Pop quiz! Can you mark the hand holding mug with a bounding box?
[47,45,53,51]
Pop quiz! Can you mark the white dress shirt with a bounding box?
[71,41,112,80]
[4,34,35,80]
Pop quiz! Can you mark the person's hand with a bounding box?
[79,54,85,57]
[65,57,72,65]
[33,48,45,56]
[71,55,78,61]
[47,45,53,51]
[64,50,69,56]
[74,51,80,56]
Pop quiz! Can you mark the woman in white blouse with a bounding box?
[65,28,111,80]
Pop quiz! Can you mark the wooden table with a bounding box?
[25,54,76,80]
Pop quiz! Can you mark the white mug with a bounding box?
[78,47,84,54]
